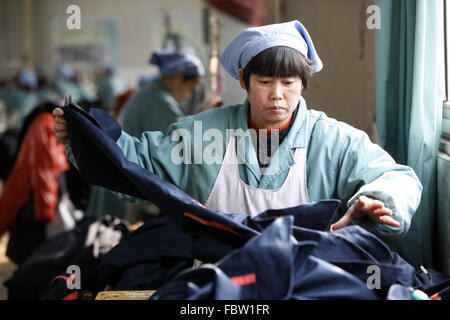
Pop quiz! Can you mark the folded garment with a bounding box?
[152,217,450,300]
[99,217,194,290]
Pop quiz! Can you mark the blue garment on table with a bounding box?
[152,217,378,299]
[99,199,340,290]
[99,217,194,290]
[153,216,450,300]
[4,215,129,300]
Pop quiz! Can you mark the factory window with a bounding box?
[446,0,450,103]
[442,0,450,154]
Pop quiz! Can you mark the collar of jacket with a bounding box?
[235,96,309,149]
[234,97,309,183]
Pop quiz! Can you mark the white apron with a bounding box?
[205,135,310,216]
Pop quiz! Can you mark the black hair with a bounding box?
[242,46,314,90]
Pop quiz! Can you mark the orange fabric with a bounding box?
[230,273,256,286]
[0,113,69,236]
[113,89,137,117]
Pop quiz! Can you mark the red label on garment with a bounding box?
[230,273,257,286]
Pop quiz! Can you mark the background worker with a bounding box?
[120,50,205,137]
[54,20,422,246]
[94,65,126,112]
[86,50,205,222]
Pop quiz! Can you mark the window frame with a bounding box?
[443,0,450,144]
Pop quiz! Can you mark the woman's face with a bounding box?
[239,69,303,129]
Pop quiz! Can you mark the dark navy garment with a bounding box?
[63,104,450,300]
[5,216,129,300]
[99,217,194,290]
[4,217,95,300]
[153,217,380,300]
[153,217,450,300]
[62,104,340,262]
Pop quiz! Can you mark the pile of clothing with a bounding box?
[6,103,445,300]
[5,215,129,300]
[56,103,449,300]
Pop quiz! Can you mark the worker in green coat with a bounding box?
[54,21,422,246]
[95,65,126,112]
[120,50,205,137]
[85,51,205,221]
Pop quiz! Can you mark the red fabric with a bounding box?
[248,114,294,135]
[62,291,79,300]
[51,275,69,285]
[204,0,266,26]
[0,113,69,236]
[183,212,249,239]
[230,273,256,286]
[113,89,137,117]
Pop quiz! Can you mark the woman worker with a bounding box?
[85,50,205,221]
[54,20,422,246]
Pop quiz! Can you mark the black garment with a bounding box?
[6,193,47,265]
[6,172,67,265]
[0,129,18,180]
[5,217,95,299]
[65,164,91,211]
[4,216,129,300]
[99,217,194,290]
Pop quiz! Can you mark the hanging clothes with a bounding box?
[0,112,69,238]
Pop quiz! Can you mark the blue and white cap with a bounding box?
[220,20,323,80]
[150,50,205,78]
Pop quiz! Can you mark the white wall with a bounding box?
[281,0,376,137]
[0,0,376,134]
[24,0,248,105]
[0,0,28,78]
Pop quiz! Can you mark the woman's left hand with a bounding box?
[330,195,400,231]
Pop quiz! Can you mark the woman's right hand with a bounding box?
[53,108,70,145]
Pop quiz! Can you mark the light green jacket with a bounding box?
[67,97,422,245]
[53,77,95,104]
[95,75,126,111]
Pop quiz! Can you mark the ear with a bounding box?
[238,68,246,90]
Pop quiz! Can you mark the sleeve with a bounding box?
[106,117,196,204]
[334,124,422,245]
